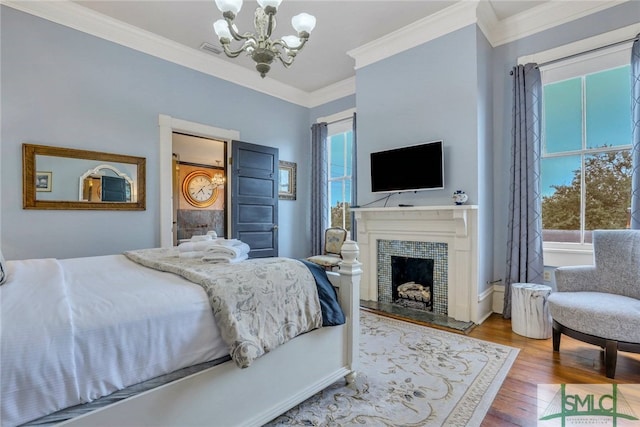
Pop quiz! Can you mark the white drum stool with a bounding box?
[511,283,553,339]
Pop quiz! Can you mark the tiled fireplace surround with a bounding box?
[352,206,489,324]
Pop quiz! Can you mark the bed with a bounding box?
[0,241,361,427]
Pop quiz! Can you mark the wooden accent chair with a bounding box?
[306,227,348,270]
[548,229,640,378]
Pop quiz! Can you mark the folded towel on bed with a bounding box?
[190,235,212,242]
[203,242,250,258]
[202,253,249,264]
[178,239,225,253]
[179,251,205,259]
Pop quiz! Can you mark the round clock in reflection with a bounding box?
[182,170,218,208]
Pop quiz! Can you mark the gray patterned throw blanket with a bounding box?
[124,248,322,368]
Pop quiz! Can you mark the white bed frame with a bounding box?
[60,241,362,427]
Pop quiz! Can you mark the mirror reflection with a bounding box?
[23,143,146,210]
[79,164,135,202]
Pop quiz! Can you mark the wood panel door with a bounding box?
[230,141,278,258]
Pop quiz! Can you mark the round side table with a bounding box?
[511,282,553,339]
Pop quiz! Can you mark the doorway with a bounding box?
[172,133,227,245]
[158,114,240,248]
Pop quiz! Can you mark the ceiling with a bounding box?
[72,1,549,93]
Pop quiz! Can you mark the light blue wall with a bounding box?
[355,25,480,208]
[1,6,310,260]
[491,1,640,280]
[309,95,356,124]
[476,27,494,294]
[353,24,493,295]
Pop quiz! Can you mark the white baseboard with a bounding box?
[492,284,505,314]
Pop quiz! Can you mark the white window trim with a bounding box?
[521,25,637,266]
[322,109,355,231]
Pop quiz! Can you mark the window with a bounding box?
[541,47,632,246]
[328,124,353,233]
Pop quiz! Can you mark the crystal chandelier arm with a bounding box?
[223,16,258,42]
[271,37,309,68]
[221,40,258,58]
[272,36,308,54]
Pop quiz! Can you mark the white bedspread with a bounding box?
[0,255,227,427]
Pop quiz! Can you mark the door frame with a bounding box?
[158,114,239,247]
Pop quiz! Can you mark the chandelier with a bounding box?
[211,173,225,187]
[213,0,316,78]
[212,160,225,186]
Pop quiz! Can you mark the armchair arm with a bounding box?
[554,265,600,292]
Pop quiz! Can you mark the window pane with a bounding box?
[330,180,343,206]
[584,150,632,236]
[543,78,582,154]
[330,180,344,229]
[585,66,632,149]
[541,155,581,243]
[330,134,345,179]
[345,180,351,204]
[345,131,353,176]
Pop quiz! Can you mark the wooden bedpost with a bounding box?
[338,239,361,383]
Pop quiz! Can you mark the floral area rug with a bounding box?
[266,310,518,427]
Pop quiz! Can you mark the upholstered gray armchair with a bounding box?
[548,229,640,378]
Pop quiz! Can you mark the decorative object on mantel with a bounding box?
[213,0,316,78]
[453,190,468,205]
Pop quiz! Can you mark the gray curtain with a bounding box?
[350,112,357,239]
[631,34,640,229]
[503,63,545,319]
[311,122,329,255]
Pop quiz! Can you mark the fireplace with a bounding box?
[352,206,488,323]
[377,239,448,316]
[391,256,434,311]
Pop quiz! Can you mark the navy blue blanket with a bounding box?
[300,259,346,326]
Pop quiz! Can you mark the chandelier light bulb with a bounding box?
[214,0,243,15]
[213,20,232,40]
[291,13,316,34]
[281,35,301,49]
[256,0,282,10]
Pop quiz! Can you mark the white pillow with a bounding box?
[0,249,7,285]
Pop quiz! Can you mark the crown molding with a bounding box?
[307,77,356,108]
[518,22,640,67]
[489,0,629,47]
[475,0,499,45]
[1,0,313,107]
[2,0,633,108]
[347,1,480,70]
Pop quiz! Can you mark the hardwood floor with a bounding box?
[468,314,640,426]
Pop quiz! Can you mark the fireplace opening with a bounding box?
[391,256,434,311]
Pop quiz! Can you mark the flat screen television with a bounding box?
[370,140,444,193]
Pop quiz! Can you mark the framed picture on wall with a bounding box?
[35,171,52,192]
[278,161,296,200]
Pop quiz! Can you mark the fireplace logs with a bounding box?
[396,281,431,308]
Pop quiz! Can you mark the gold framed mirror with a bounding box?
[23,143,146,210]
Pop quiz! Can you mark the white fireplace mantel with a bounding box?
[352,205,488,324]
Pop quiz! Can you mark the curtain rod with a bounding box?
[326,115,353,126]
[510,35,639,74]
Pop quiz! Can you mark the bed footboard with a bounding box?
[60,241,361,427]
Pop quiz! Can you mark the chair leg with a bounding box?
[552,327,561,351]
[604,340,617,379]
